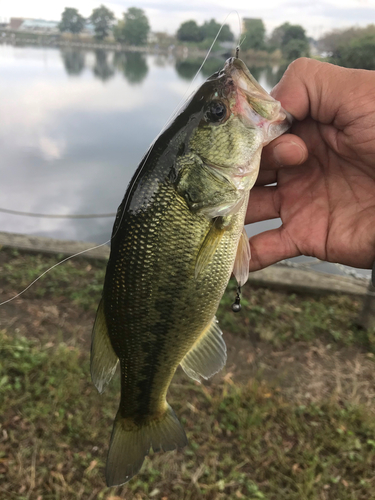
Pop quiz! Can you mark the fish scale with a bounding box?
[104,182,243,413]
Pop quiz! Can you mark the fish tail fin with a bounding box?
[106,404,188,487]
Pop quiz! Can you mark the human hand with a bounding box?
[246,57,375,271]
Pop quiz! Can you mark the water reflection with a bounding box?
[59,47,150,86]
[263,64,289,88]
[0,45,207,244]
[60,49,85,76]
[0,45,281,245]
[113,52,148,85]
[93,49,115,82]
[0,45,280,245]
[174,57,284,93]
[58,47,286,91]
[175,57,226,80]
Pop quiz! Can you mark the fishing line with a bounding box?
[0,207,116,218]
[0,240,110,307]
[0,12,245,307]
[235,11,243,53]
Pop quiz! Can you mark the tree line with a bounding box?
[59,5,150,46]
[318,24,375,69]
[58,6,375,70]
[176,18,310,60]
[59,7,310,60]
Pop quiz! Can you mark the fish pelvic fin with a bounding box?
[106,405,188,487]
[91,298,118,394]
[180,317,227,382]
[232,226,251,287]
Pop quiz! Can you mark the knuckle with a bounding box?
[286,57,313,76]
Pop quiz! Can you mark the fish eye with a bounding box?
[205,101,227,123]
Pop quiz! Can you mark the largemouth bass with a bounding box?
[91,57,291,486]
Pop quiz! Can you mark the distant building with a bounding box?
[8,17,95,36]
[10,17,24,30]
[19,19,59,33]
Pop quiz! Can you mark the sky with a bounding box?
[1,0,375,38]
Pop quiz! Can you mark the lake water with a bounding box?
[0,44,369,278]
[0,44,283,242]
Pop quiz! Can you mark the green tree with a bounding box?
[59,7,85,35]
[177,20,203,42]
[268,24,286,50]
[269,22,309,59]
[282,38,309,60]
[241,18,266,51]
[318,24,375,62]
[200,19,233,42]
[114,7,150,46]
[338,34,375,69]
[282,24,307,46]
[90,5,115,40]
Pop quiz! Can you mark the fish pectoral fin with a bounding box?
[180,317,227,382]
[106,404,187,487]
[195,218,226,279]
[233,227,251,287]
[90,298,119,394]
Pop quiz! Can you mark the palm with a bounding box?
[276,118,375,268]
[248,116,375,271]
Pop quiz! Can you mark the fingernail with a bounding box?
[273,141,306,166]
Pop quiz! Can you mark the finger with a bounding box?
[271,57,363,125]
[248,227,300,272]
[255,170,277,186]
[246,186,279,224]
[261,134,308,170]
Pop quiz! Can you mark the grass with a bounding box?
[219,280,371,350]
[1,247,375,499]
[1,249,105,311]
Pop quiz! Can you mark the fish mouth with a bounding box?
[224,57,292,142]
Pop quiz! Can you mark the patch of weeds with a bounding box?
[1,328,375,499]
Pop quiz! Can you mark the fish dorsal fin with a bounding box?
[91,298,119,394]
[180,317,227,382]
[195,218,226,279]
[233,227,251,287]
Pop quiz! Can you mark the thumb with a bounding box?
[271,58,361,125]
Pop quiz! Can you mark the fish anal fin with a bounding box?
[106,405,187,487]
[195,218,226,279]
[91,298,119,394]
[180,317,227,382]
[233,227,251,287]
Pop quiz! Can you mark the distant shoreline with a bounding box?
[0,29,282,66]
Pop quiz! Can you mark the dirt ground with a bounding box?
[1,280,374,413]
